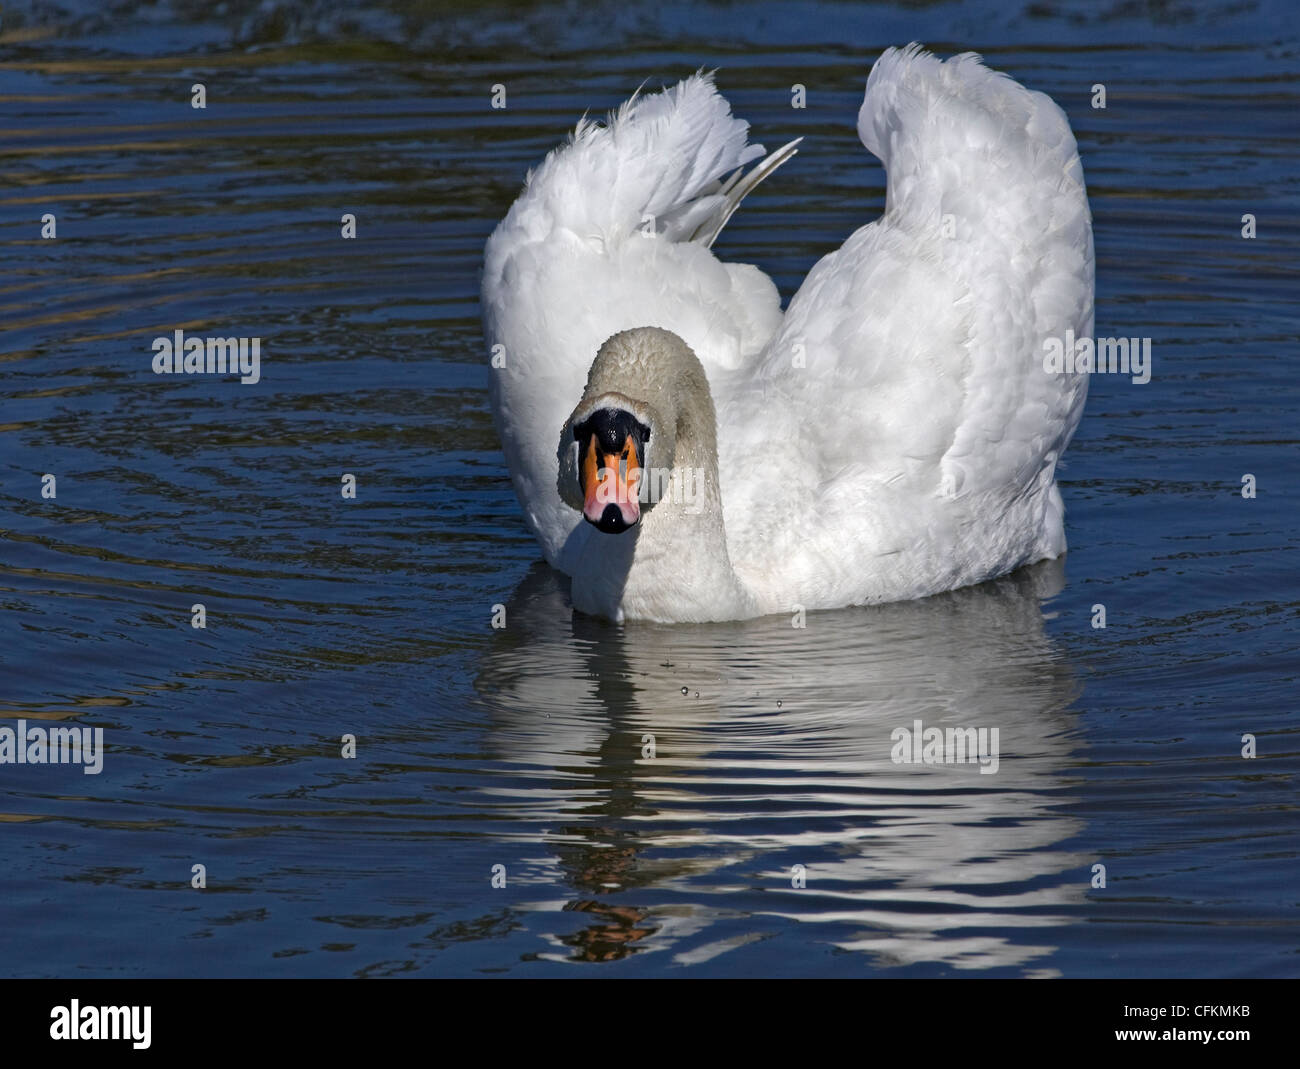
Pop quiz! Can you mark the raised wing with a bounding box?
[719,46,1094,609]
[482,75,798,570]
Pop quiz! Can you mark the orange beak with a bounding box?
[581,433,642,532]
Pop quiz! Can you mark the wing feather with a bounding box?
[482,74,797,568]
[720,45,1094,609]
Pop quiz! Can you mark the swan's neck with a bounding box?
[621,415,754,622]
[566,329,757,622]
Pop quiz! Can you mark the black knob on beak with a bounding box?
[596,504,631,533]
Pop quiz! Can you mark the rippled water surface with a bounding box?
[2,0,1298,976]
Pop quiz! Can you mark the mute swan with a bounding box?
[482,44,1094,623]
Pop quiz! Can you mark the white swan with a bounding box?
[482,44,1094,623]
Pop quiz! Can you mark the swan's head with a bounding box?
[558,327,705,534]
[559,393,655,534]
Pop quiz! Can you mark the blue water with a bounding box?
[1,0,1297,976]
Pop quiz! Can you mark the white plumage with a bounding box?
[482,44,1093,623]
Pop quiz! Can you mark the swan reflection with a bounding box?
[473,558,1086,971]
